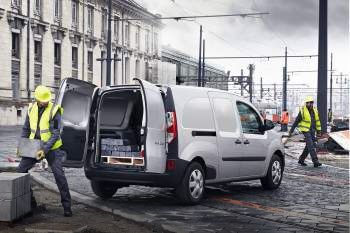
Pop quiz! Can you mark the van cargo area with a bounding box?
[96,88,145,169]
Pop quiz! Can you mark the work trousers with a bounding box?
[16,149,71,210]
[299,130,319,164]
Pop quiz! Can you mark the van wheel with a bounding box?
[91,181,118,199]
[260,154,283,190]
[176,162,205,205]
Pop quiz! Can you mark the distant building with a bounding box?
[0,0,162,125]
[161,46,228,91]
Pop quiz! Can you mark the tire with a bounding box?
[176,162,205,205]
[260,154,283,190]
[91,180,118,199]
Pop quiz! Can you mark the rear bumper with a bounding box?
[84,159,189,188]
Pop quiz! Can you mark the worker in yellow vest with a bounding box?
[289,96,322,167]
[16,85,72,217]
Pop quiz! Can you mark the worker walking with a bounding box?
[281,109,289,132]
[289,96,322,167]
[16,85,72,217]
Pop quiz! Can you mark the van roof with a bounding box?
[168,85,245,100]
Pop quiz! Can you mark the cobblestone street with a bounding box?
[1,126,349,232]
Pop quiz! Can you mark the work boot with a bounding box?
[63,208,73,217]
[298,160,307,166]
[313,162,322,168]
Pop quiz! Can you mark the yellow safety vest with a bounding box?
[28,102,63,150]
[298,106,321,132]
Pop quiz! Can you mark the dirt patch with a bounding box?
[0,181,167,233]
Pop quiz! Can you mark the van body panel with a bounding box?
[169,87,219,177]
[55,78,98,168]
[134,79,167,173]
[209,92,243,179]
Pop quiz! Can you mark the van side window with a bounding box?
[212,98,237,132]
[236,102,263,134]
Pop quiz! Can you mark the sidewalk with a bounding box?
[0,176,166,233]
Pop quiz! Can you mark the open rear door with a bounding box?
[134,79,167,173]
[55,78,98,168]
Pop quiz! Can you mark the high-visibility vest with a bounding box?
[298,106,321,132]
[281,111,289,124]
[28,102,63,150]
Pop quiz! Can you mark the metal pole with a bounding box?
[248,64,254,103]
[202,39,205,87]
[330,53,333,112]
[274,83,277,101]
[106,0,112,86]
[260,77,263,99]
[317,0,328,133]
[197,25,202,87]
[26,0,30,98]
[240,69,244,96]
[282,47,287,111]
[340,73,343,114]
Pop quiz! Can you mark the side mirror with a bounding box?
[264,119,275,131]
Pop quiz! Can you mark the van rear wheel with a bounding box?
[91,180,118,199]
[260,154,283,190]
[176,162,205,205]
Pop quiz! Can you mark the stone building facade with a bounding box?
[0,0,161,99]
[0,0,162,125]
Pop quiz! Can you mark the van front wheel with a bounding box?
[260,154,283,190]
[91,180,118,199]
[176,162,205,205]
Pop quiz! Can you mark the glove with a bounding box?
[36,150,46,160]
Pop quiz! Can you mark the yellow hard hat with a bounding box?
[34,85,52,102]
[304,96,314,103]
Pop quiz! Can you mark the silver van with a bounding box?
[56,78,284,204]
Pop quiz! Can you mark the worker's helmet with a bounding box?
[304,96,314,103]
[34,85,52,102]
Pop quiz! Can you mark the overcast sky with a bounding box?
[135,0,349,92]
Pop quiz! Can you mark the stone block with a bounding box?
[0,199,16,222]
[0,172,31,221]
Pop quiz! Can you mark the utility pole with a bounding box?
[202,39,205,87]
[197,25,202,87]
[340,73,343,114]
[329,53,333,113]
[274,83,277,101]
[282,47,287,111]
[260,77,263,99]
[317,0,328,133]
[106,0,112,86]
[248,64,254,103]
[240,69,244,96]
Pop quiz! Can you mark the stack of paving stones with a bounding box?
[0,172,31,221]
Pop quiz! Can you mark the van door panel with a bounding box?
[209,92,242,179]
[134,79,166,173]
[235,101,269,177]
[55,78,98,168]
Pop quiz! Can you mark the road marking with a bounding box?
[212,196,348,226]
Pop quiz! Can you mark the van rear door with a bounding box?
[133,78,167,173]
[55,78,98,168]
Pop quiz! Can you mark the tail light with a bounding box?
[166,112,177,143]
[166,159,176,171]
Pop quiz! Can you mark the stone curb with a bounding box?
[29,172,177,233]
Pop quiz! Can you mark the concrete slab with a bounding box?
[0,172,31,221]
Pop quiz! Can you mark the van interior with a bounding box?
[96,88,145,169]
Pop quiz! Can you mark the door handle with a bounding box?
[243,139,250,144]
[235,139,242,144]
